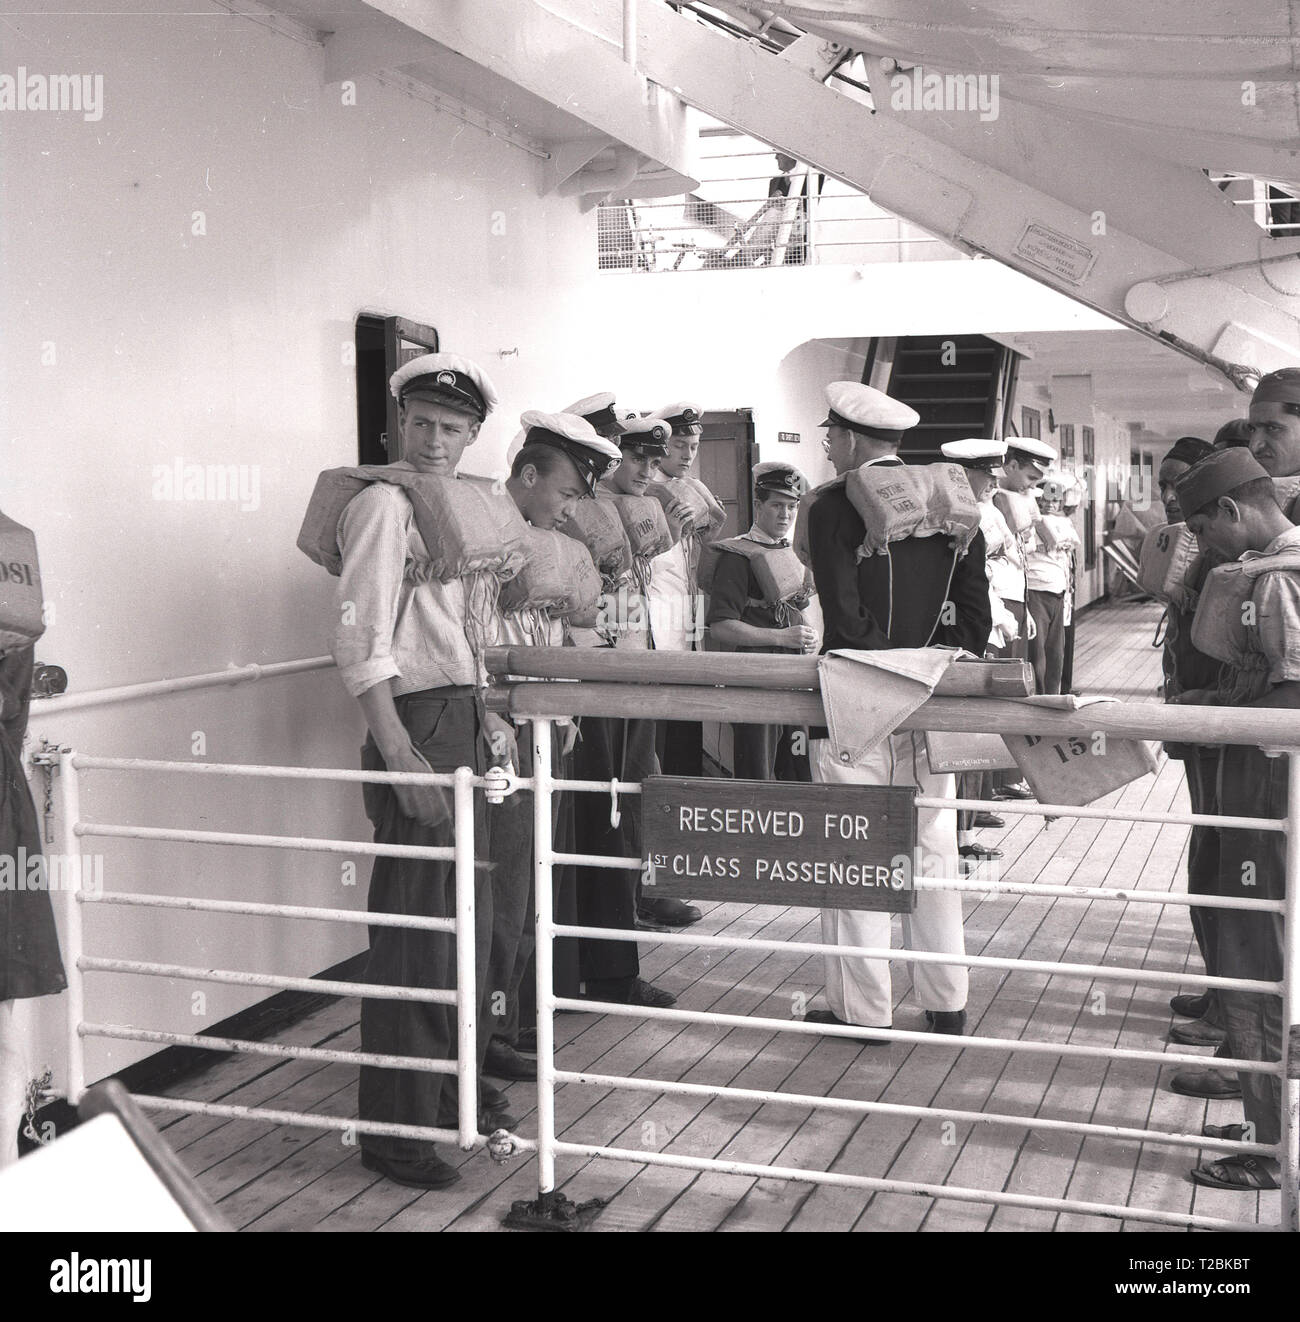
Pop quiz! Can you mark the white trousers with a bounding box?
[811,734,968,1026]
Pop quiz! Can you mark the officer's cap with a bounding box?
[820,382,919,442]
[1004,437,1057,470]
[563,391,629,439]
[941,438,1006,473]
[516,411,622,497]
[389,352,498,422]
[650,402,704,437]
[618,415,671,458]
[753,461,809,499]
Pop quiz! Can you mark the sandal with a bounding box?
[1190,1155,1280,1191]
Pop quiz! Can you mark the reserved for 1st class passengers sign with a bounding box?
[642,777,917,913]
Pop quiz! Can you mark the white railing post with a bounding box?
[54,748,86,1106]
[531,718,557,1195]
[453,765,477,1150]
[1282,752,1300,1231]
[622,0,637,68]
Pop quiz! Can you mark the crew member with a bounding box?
[705,461,817,780]
[483,412,621,1085]
[570,415,679,1006]
[332,352,516,1190]
[804,382,992,1039]
[941,438,1014,863]
[1173,449,1299,1192]
[1247,366,1300,520]
[1021,448,1069,695]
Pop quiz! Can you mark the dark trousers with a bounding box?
[956,771,991,837]
[990,599,1028,790]
[573,715,656,983]
[357,690,490,1161]
[1027,589,1066,696]
[1060,620,1077,693]
[1216,743,1287,1145]
[657,719,703,777]
[732,721,811,782]
[1182,746,1224,1030]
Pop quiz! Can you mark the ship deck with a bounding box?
[145,600,1279,1232]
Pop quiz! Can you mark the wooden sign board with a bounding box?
[642,776,916,913]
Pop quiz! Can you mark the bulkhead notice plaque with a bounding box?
[641,777,917,912]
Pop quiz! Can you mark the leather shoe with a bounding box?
[958,843,1002,862]
[972,812,1005,829]
[1168,1067,1241,1100]
[1203,1122,1251,1143]
[803,1008,890,1046]
[480,1079,511,1112]
[579,976,677,1008]
[1168,1018,1226,1048]
[361,1149,461,1190]
[637,896,703,927]
[484,1040,538,1081]
[515,1028,538,1054]
[925,1009,967,1035]
[993,781,1034,801]
[1170,992,1210,1019]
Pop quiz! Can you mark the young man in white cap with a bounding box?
[482,413,622,1084]
[803,382,991,1040]
[941,438,1015,862]
[332,351,516,1189]
[1015,441,1066,694]
[705,461,818,780]
[570,416,683,1004]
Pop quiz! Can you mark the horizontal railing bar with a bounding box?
[130,1096,531,1151]
[910,875,1285,913]
[492,681,1300,747]
[925,794,1284,834]
[551,997,1281,1074]
[551,1141,1266,1232]
[550,850,644,871]
[77,957,457,1005]
[550,926,1282,997]
[83,891,456,932]
[71,754,498,789]
[556,1070,1276,1156]
[82,1024,457,1075]
[76,822,460,865]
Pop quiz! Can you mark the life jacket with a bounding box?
[1274,475,1300,521]
[1035,513,1081,553]
[846,462,980,558]
[1190,549,1300,666]
[697,536,813,609]
[498,525,603,621]
[297,466,529,583]
[992,488,1038,537]
[604,492,672,563]
[1138,522,1202,609]
[558,496,632,584]
[649,475,726,546]
[0,512,44,653]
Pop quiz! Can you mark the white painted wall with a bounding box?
[3,7,1120,1086]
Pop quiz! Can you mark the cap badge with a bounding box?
[436,371,456,387]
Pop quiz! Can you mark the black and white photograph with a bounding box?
[2,0,1298,1286]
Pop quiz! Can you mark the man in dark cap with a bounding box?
[1248,367,1300,518]
[1170,448,1300,1192]
[1214,419,1253,450]
[1150,436,1237,1094]
[705,461,817,780]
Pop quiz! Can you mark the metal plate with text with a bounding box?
[642,777,916,913]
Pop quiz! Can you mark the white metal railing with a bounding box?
[41,667,1300,1232]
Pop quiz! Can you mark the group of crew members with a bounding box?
[322,349,1295,1198]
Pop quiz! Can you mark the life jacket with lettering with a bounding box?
[499,525,602,622]
[558,496,632,585]
[1138,522,1202,610]
[846,462,980,558]
[1190,549,1300,668]
[0,512,44,653]
[297,466,529,583]
[1035,513,1081,554]
[697,537,814,619]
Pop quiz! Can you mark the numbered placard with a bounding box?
[1004,731,1159,807]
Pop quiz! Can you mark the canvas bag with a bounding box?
[297,466,529,582]
[1003,729,1160,807]
[1138,522,1201,609]
[846,462,980,557]
[559,496,632,582]
[923,730,1019,774]
[0,512,44,652]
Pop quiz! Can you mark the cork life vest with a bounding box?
[1138,522,1202,610]
[846,462,980,558]
[558,496,632,584]
[697,536,813,611]
[0,511,44,653]
[297,466,529,583]
[499,525,603,620]
[1190,549,1300,666]
[649,475,726,545]
[1036,513,1080,553]
[992,488,1038,538]
[605,493,672,562]
[1274,475,1300,521]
